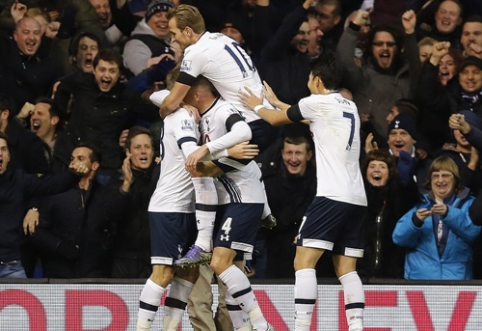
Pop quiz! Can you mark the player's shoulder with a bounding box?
[167,108,196,125]
[303,92,356,109]
[211,99,241,116]
[187,32,226,51]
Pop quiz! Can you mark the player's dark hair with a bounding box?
[310,51,342,90]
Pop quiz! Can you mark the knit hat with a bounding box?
[145,0,173,23]
[388,112,418,139]
[459,56,482,71]
[459,110,482,131]
[219,16,246,37]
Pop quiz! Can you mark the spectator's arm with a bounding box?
[470,191,482,225]
[414,61,451,117]
[402,10,421,97]
[110,0,138,37]
[444,200,482,244]
[336,23,364,91]
[392,206,425,249]
[123,39,153,76]
[464,126,482,154]
[260,4,310,61]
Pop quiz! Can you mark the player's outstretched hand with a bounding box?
[262,81,283,108]
[238,86,263,111]
[228,141,259,159]
[186,145,209,172]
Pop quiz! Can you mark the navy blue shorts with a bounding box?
[213,203,264,256]
[149,212,197,265]
[296,197,366,258]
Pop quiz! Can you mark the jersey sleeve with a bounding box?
[206,108,251,154]
[294,96,318,122]
[179,48,209,81]
[172,110,199,150]
[286,104,304,122]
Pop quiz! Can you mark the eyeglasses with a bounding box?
[372,41,397,47]
[431,173,453,180]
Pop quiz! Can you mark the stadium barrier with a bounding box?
[1,278,482,330]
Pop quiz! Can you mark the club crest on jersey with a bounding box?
[181,119,194,131]
[204,118,210,132]
[181,60,192,72]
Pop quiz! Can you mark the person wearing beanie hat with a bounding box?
[386,112,432,187]
[219,17,246,45]
[387,112,418,157]
[145,0,173,23]
[122,0,175,76]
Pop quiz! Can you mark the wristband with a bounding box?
[253,105,264,113]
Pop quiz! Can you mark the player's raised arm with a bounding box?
[160,82,192,118]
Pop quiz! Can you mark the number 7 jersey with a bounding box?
[296,92,367,206]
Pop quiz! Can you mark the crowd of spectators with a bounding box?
[1,0,482,281]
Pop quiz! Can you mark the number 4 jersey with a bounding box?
[178,32,267,123]
[288,92,367,207]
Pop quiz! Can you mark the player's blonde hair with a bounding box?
[168,4,205,34]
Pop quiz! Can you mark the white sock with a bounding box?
[219,265,268,330]
[261,180,271,219]
[192,177,217,251]
[164,277,194,330]
[137,279,165,330]
[225,290,251,329]
[294,269,317,331]
[339,271,364,331]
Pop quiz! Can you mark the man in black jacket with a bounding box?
[258,135,318,278]
[31,143,112,278]
[0,93,51,175]
[0,17,61,114]
[0,132,87,278]
[53,49,158,180]
[106,126,157,278]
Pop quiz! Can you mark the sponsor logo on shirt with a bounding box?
[181,60,192,71]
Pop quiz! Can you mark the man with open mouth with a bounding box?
[416,0,463,50]
[0,17,61,116]
[336,9,414,143]
[123,0,176,77]
[53,49,158,180]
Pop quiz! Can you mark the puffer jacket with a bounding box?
[393,188,481,280]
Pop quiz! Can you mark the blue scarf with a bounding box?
[431,194,456,257]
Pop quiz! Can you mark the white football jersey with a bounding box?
[148,109,198,213]
[198,98,264,204]
[180,32,271,123]
[295,92,367,206]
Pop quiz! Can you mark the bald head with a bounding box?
[14,17,42,56]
